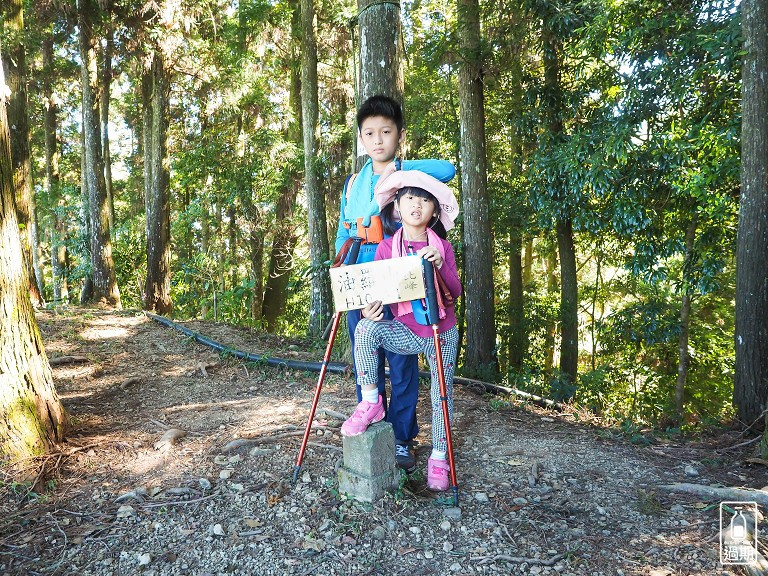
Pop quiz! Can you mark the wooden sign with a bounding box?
[329,257,425,312]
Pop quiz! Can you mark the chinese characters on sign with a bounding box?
[720,501,759,566]
[329,257,426,312]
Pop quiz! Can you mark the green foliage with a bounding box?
[21,0,743,432]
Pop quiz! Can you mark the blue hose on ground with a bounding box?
[143,312,563,410]
[144,312,350,375]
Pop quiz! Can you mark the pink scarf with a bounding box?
[392,228,447,320]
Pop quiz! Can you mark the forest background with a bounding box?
[0,0,756,443]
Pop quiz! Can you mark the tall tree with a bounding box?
[141,49,172,315]
[541,5,578,391]
[42,34,69,303]
[357,0,402,103]
[301,0,332,336]
[735,0,768,426]
[457,0,497,377]
[1,50,70,459]
[261,0,302,331]
[2,0,45,307]
[101,22,115,235]
[78,0,121,307]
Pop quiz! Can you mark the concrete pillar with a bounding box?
[337,421,399,502]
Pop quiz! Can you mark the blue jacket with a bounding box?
[334,158,455,263]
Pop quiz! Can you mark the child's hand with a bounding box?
[417,247,443,269]
[361,301,385,321]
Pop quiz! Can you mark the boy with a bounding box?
[335,94,455,472]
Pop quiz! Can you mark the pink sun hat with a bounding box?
[374,166,460,231]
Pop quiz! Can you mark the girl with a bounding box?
[340,168,462,491]
[335,95,455,473]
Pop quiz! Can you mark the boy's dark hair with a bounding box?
[380,187,447,240]
[356,95,404,132]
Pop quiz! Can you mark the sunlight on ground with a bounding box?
[79,325,131,340]
[79,314,145,341]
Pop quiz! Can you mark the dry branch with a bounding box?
[658,483,768,508]
[48,355,89,366]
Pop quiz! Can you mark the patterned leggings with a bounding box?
[354,319,459,452]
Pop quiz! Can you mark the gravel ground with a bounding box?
[1,309,764,576]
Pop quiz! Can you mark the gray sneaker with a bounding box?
[395,441,416,473]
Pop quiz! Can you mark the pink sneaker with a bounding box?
[427,457,450,491]
[340,395,385,437]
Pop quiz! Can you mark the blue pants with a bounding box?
[347,307,419,443]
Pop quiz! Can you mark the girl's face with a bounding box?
[359,115,405,166]
[397,192,437,230]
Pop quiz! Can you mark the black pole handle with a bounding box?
[422,258,439,326]
[349,237,363,265]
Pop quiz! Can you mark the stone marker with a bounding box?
[337,421,399,502]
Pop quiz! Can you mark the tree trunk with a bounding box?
[544,249,558,372]
[2,0,45,307]
[457,0,496,377]
[356,0,402,104]
[1,53,70,459]
[79,122,93,305]
[522,238,533,287]
[101,25,115,235]
[79,0,121,307]
[142,52,172,315]
[200,203,210,318]
[556,219,578,391]
[179,185,191,264]
[249,229,264,322]
[301,0,332,338]
[590,252,601,371]
[508,230,526,371]
[735,0,768,426]
[43,36,69,303]
[543,17,577,392]
[261,183,299,331]
[675,213,697,417]
[228,204,238,289]
[261,0,302,332]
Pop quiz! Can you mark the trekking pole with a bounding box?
[422,258,459,506]
[292,238,362,483]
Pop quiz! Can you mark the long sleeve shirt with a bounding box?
[334,158,456,263]
[374,237,462,337]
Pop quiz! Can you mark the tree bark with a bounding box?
[249,229,264,322]
[356,0,402,104]
[261,0,302,332]
[301,0,332,337]
[544,248,557,372]
[101,24,115,235]
[261,182,299,331]
[508,230,526,370]
[457,0,497,377]
[228,204,238,289]
[676,213,698,417]
[142,52,172,315]
[735,0,768,426]
[78,0,121,307]
[43,36,69,303]
[1,53,70,459]
[543,18,577,391]
[2,0,45,307]
[556,218,578,391]
[79,121,93,305]
[522,239,533,287]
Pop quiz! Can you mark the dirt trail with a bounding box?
[0,309,763,576]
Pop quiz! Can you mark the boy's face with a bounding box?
[359,115,405,165]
